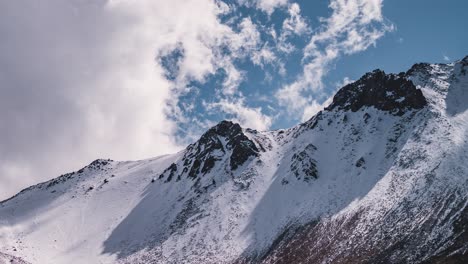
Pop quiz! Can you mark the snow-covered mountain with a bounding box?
[1,56,467,264]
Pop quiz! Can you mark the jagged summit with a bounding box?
[163,66,435,183]
[405,62,432,76]
[200,120,241,140]
[460,55,468,69]
[197,120,255,151]
[461,55,468,63]
[326,69,427,115]
[158,120,259,182]
[195,120,259,170]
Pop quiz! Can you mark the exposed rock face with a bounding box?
[159,163,178,182]
[243,190,468,264]
[289,144,318,182]
[159,120,259,182]
[196,121,259,171]
[326,69,427,115]
[0,252,31,264]
[406,62,432,77]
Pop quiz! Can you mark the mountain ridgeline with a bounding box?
[1,56,467,264]
[326,69,427,114]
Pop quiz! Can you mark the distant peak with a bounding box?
[459,55,468,69]
[365,68,386,77]
[197,120,258,171]
[462,55,468,63]
[200,120,243,141]
[213,120,241,133]
[158,119,258,182]
[406,62,431,76]
[326,69,427,115]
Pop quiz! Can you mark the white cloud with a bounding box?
[0,0,268,200]
[335,76,354,89]
[304,0,393,58]
[275,82,309,112]
[228,17,262,59]
[237,0,289,15]
[300,76,353,121]
[252,46,278,68]
[221,61,246,96]
[257,0,289,15]
[276,3,310,54]
[301,99,329,122]
[0,0,392,200]
[282,3,310,36]
[276,0,393,119]
[443,55,450,61]
[205,99,273,131]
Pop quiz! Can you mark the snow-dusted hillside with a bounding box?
[0,56,467,264]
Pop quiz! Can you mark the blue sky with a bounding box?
[0,0,466,199]
[170,0,468,134]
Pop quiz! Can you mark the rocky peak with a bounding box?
[203,120,242,138]
[159,120,259,183]
[462,55,468,63]
[198,120,242,148]
[405,62,432,76]
[326,69,427,115]
[197,120,259,171]
[458,56,468,74]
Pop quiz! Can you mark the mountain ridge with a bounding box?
[1,56,467,264]
[0,59,455,203]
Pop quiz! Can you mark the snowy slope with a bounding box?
[0,56,467,264]
[0,155,180,263]
[255,58,468,264]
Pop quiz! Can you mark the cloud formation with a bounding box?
[276,0,393,118]
[0,1,179,199]
[0,0,271,200]
[0,0,392,200]
[239,0,290,15]
[205,99,273,131]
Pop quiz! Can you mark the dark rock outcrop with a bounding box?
[160,121,259,182]
[326,69,427,115]
[193,120,259,172]
[290,144,318,182]
[159,163,178,182]
[406,62,432,77]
